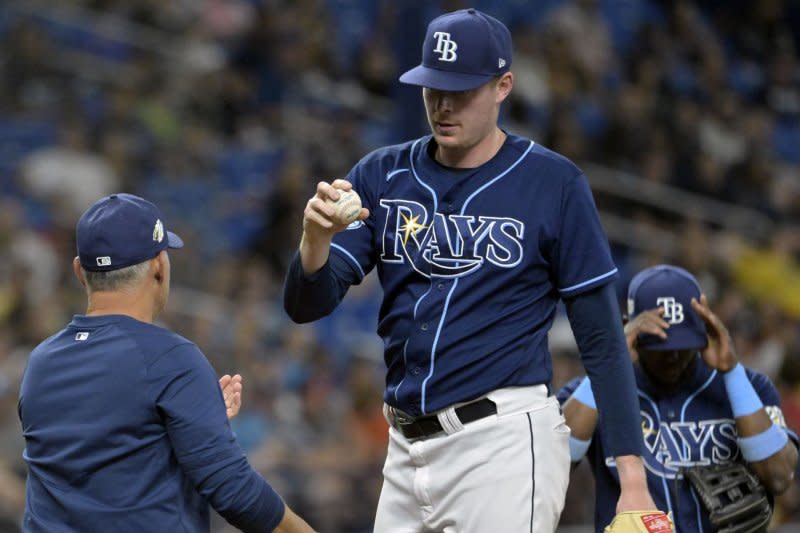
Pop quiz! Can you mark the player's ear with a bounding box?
[72,257,86,287]
[496,72,513,102]
[152,253,163,283]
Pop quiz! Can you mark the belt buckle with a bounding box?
[390,407,417,427]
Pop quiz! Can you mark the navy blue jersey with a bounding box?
[558,357,800,533]
[324,133,617,415]
[19,314,283,533]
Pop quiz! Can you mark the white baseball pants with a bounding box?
[374,385,571,533]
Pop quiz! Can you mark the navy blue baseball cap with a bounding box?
[77,193,183,272]
[627,265,708,352]
[399,8,512,91]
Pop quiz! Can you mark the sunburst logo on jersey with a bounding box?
[400,212,426,245]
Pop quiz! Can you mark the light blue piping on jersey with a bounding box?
[678,366,716,533]
[393,285,434,403]
[419,139,536,413]
[330,243,366,280]
[688,487,705,533]
[638,390,676,526]
[404,138,440,411]
[559,268,618,293]
[679,368,717,458]
[409,138,439,213]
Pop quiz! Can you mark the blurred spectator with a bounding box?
[19,121,121,221]
[546,0,616,86]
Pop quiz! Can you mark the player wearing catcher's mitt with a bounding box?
[558,265,799,533]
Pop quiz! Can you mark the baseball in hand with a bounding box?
[330,189,362,225]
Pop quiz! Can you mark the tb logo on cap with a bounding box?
[657,297,684,324]
[433,32,458,62]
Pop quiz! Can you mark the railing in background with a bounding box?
[586,162,775,245]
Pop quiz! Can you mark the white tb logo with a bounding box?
[433,32,458,62]
[657,297,684,324]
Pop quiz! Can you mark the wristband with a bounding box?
[569,435,592,462]
[738,424,789,463]
[723,363,763,418]
[572,376,597,410]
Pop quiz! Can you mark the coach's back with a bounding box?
[17,193,315,533]
[19,314,217,531]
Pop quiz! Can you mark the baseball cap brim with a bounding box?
[399,65,494,91]
[167,231,184,249]
[638,325,707,352]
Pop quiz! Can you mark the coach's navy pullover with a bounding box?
[19,314,284,532]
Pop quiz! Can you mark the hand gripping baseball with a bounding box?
[303,179,369,238]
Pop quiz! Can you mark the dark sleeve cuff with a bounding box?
[240,482,285,533]
[283,250,350,323]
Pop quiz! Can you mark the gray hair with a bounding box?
[82,260,151,292]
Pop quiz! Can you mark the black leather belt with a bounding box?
[386,398,497,439]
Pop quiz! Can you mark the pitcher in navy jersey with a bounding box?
[284,8,662,533]
[19,194,315,533]
[559,265,799,532]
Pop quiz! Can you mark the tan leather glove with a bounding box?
[604,510,673,533]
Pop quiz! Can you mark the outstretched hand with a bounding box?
[691,294,737,372]
[623,308,669,363]
[219,374,243,420]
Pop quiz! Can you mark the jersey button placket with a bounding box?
[420,322,429,331]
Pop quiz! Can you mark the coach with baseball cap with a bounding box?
[20,193,315,532]
[76,192,184,273]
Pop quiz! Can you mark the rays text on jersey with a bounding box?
[379,199,524,278]
[607,415,740,479]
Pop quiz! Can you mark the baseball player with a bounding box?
[283,8,666,532]
[19,194,315,533]
[559,264,799,532]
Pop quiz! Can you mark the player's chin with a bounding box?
[432,131,461,148]
[655,368,684,386]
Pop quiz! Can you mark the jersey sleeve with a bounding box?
[148,343,285,532]
[566,284,643,458]
[554,174,618,297]
[329,161,379,284]
[283,250,355,323]
[748,368,800,446]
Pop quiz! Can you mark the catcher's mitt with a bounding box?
[684,462,771,533]
[603,510,673,533]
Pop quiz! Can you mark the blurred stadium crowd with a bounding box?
[1,0,799,531]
